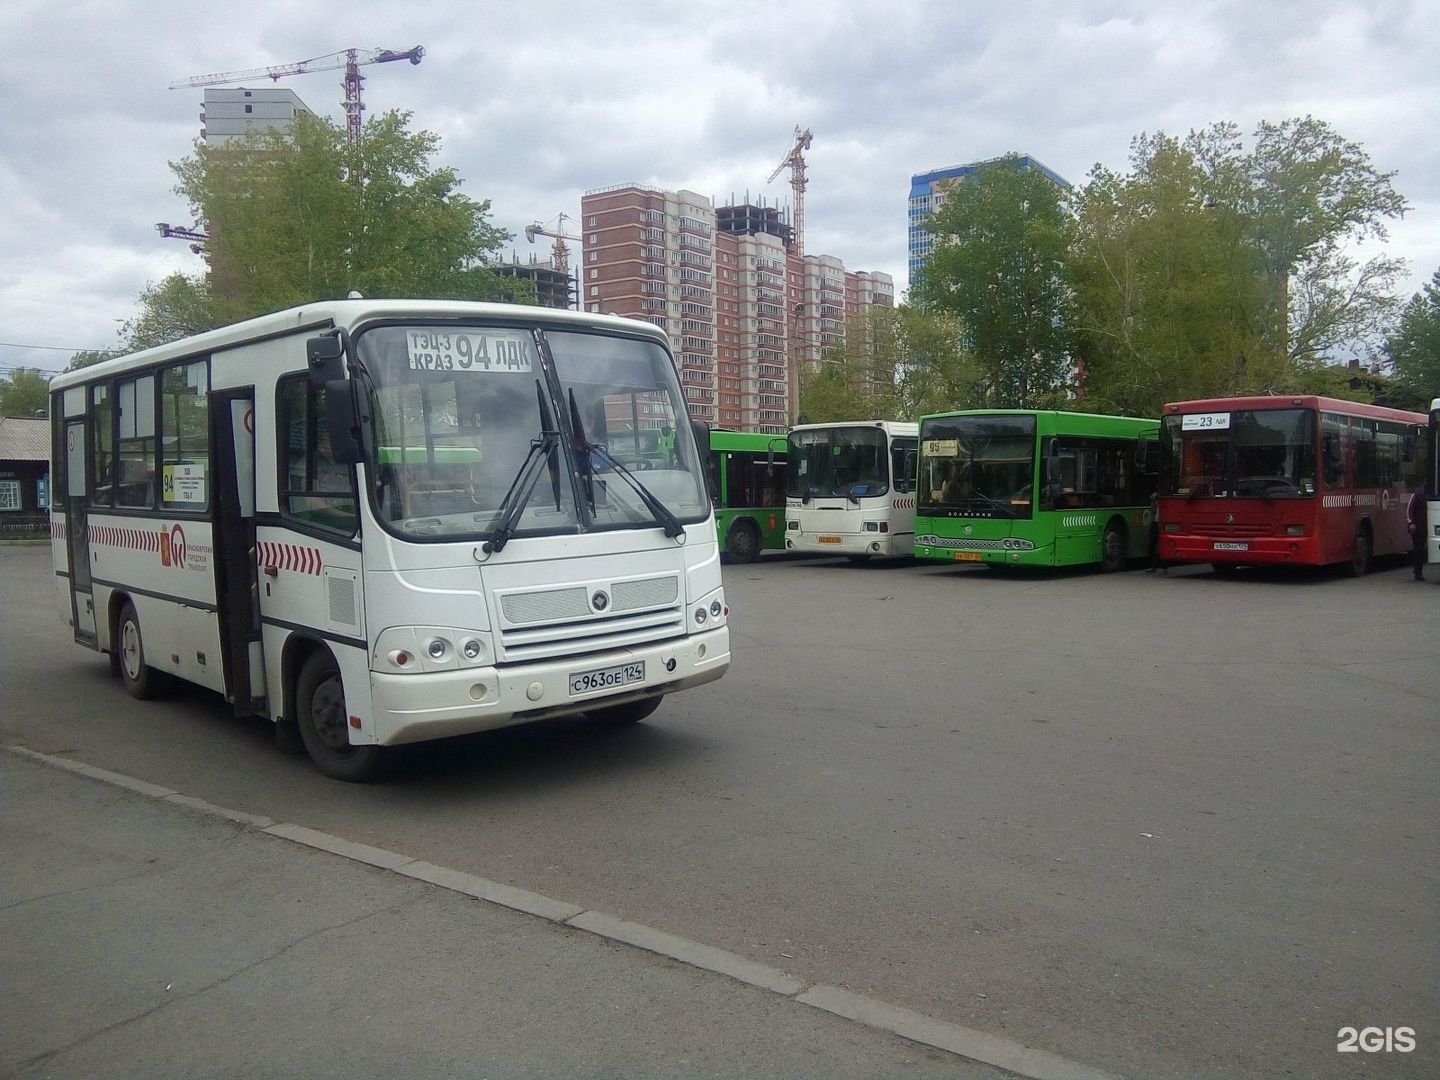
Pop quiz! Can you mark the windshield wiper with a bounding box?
[567,389,683,539]
[483,381,561,554]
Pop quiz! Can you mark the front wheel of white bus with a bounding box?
[295,650,388,782]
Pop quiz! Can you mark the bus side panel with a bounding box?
[88,514,226,693]
[253,522,372,740]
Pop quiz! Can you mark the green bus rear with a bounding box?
[914,410,1160,570]
[707,430,787,563]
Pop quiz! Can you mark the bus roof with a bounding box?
[50,299,671,391]
[1161,395,1426,425]
[919,407,1156,426]
[787,419,918,436]
[709,429,788,452]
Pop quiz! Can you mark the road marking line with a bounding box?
[4,743,1121,1080]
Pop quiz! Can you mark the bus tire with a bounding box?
[588,695,663,726]
[725,521,761,564]
[1100,521,1128,572]
[1344,524,1372,578]
[117,600,165,700]
[295,650,387,782]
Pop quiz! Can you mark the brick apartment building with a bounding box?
[579,184,893,434]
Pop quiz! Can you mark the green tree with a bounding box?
[1070,119,1408,415]
[0,367,51,418]
[912,155,1073,408]
[120,273,217,351]
[1069,133,1270,415]
[171,109,516,324]
[1242,117,1408,364]
[1385,268,1440,400]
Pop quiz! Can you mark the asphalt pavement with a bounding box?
[0,745,1085,1080]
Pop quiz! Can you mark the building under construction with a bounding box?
[579,184,892,433]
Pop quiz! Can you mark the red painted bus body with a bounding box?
[1157,396,1427,575]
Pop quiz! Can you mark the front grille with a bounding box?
[1188,522,1272,538]
[496,573,683,663]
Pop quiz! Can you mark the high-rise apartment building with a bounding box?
[581,184,893,434]
[200,88,313,145]
[907,154,1070,289]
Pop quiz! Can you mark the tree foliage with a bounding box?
[171,109,517,325]
[0,367,51,418]
[1070,118,1408,415]
[912,155,1073,407]
[1385,268,1440,402]
[120,273,217,352]
[798,307,979,423]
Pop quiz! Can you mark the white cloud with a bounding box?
[2,0,1438,373]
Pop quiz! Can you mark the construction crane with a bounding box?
[155,222,208,253]
[524,213,582,274]
[170,45,424,144]
[767,125,813,255]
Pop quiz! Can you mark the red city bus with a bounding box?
[1157,395,1427,576]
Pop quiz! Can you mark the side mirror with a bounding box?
[307,333,345,386]
[324,380,363,465]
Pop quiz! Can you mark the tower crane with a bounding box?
[170,45,424,144]
[767,125,813,255]
[524,213,582,274]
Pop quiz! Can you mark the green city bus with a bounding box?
[707,429,787,563]
[914,410,1160,571]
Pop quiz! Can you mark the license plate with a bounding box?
[569,661,645,696]
[818,535,842,544]
[1213,541,1249,551]
[953,551,983,561]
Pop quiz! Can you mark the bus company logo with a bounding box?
[1380,489,1395,512]
[159,525,187,570]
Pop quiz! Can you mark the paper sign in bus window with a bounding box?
[163,463,206,504]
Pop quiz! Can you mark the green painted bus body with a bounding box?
[914,410,1160,569]
[707,430,787,563]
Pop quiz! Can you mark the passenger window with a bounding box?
[279,377,358,535]
[1322,415,1347,489]
[161,361,210,512]
[90,384,114,506]
[116,375,156,508]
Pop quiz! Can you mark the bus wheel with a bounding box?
[1100,521,1128,572]
[725,522,760,564]
[1344,526,1372,578]
[295,650,387,782]
[117,601,164,700]
[588,695,663,726]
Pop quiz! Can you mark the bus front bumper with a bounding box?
[786,532,907,558]
[368,627,730,745]
[914,541,1055,566]
[1161,534,1317,565]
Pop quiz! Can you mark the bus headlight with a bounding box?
[425,638,450,661]
[460,637,484,661]
[1285,525,1304,536]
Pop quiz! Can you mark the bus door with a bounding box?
[63,419,96,644]
[213,389,266,716]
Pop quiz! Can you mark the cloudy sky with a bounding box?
[3,0,1438,377]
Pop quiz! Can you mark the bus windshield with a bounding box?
[358,324,708,540]
[1161,408,1317,499]
[918,414,1036,518]
[785,426,889,499]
